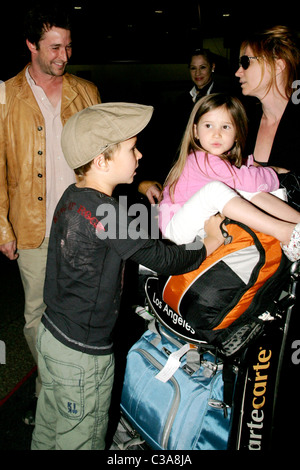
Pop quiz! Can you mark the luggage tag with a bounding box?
[155,343,195,383]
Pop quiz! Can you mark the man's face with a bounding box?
[31,26,72,77]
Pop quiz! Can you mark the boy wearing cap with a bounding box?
[31,102,224,450]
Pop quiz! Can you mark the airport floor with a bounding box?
[0,254,144,451]
[1,251,299,452]
[0,254,35,450]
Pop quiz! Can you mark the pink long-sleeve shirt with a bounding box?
[159,151,279,232]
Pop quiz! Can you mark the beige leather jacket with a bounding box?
[0,66,101,249]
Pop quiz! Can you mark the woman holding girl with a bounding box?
[234,26,300,448]
[236,25,300,209]
[159,93,300,262]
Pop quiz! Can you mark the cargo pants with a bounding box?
[31,324,115,450]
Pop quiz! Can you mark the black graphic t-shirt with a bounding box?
[43,184,205,355]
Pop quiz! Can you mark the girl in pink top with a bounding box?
[159,93,300,261]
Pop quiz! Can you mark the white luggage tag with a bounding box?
[155,343,193,383]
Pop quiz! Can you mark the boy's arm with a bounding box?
[101,200,224,274]
[129,213,224,275]
[129,238,206,275]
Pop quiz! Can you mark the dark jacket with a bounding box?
[245,98,300,174]
[244,97,300,209]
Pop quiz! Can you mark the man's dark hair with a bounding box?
[24,3,72,47]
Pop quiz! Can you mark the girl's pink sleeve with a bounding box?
[198,153,279,192]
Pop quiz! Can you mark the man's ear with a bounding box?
[26,39,38,54]
[94,154,109,171]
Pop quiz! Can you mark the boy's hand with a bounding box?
[203,214,225,256]
[204,214,225,243]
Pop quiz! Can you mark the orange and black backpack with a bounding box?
[145,218,292,357]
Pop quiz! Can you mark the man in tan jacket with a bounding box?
[0,4,100,420]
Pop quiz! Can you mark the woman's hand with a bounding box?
[270,166,290,174]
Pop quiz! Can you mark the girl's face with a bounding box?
[194,106,236,156]
[235,45,272,99]
[189,55,214,90]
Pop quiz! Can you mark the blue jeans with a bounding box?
[31,324,115,450]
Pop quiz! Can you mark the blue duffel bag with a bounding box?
[120,320,235,451]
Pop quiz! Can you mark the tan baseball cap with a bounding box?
[61,102,154,169]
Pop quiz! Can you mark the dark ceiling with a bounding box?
[67,1,300,64]
[2,0,300,79]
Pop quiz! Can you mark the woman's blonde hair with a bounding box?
[164,93,248,201]
[240,25,300,99]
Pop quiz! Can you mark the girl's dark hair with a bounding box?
[190,93,248,164]
[165,93,248,201]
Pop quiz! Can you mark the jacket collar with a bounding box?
[12,64,79,114]
[13,65,40,113]
[61,73,80,114]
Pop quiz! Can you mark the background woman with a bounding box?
[174,49,220,141]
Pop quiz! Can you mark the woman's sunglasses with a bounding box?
[239,55,259,70]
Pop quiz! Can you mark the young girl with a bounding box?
[159,93,300,262]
